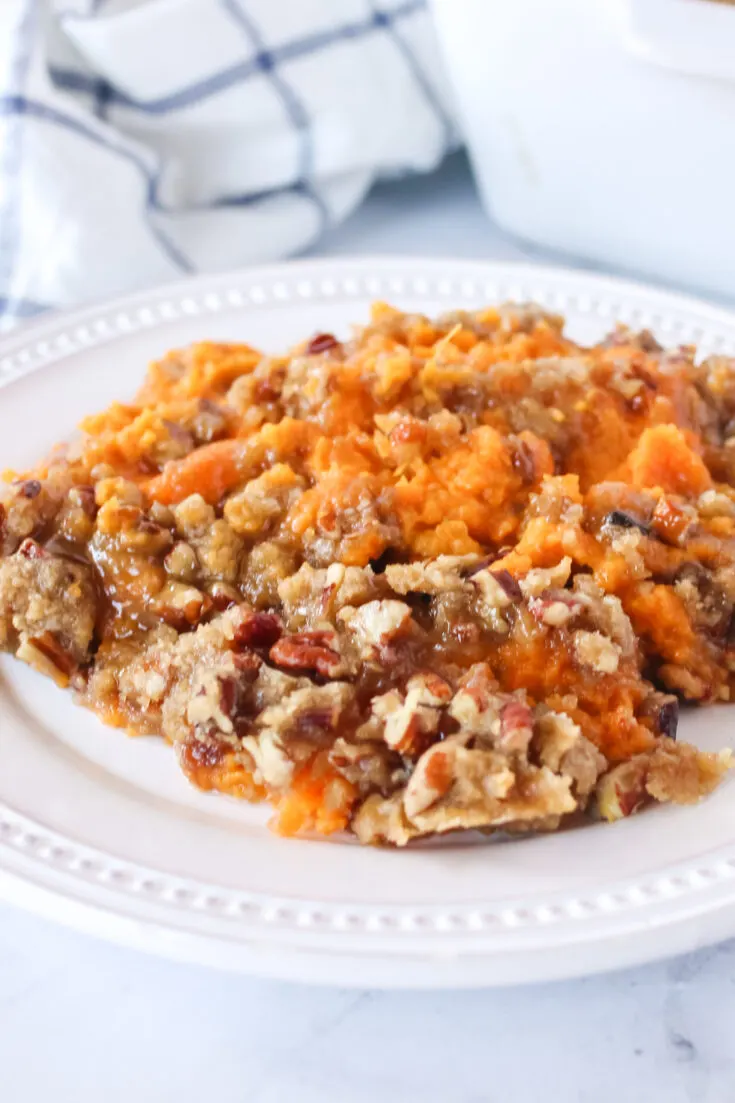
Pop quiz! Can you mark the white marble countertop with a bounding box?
[2,153,734,1103]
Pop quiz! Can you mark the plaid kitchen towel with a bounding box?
[0,0,458,328]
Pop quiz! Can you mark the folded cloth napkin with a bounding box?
[0,0,458,328]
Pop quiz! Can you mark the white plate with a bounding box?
[2,257,735,989]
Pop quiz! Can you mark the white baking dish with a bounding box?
[431,0,735,298]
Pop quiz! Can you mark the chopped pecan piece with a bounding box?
[536,710,606,798]
[338,599,412,659]
[208,581,241,611]
[329,738,405,794]
[656,697,679,740]
[306,332,340,355]
[403,740,456,818]
[448,664,501,739]
[528,589,583,627]
[17,632,76,686]
[234,610,283,649]
[596,759,654,820]
[164,541,199,581]
[190,398,231,444]
[498,699,534,754]
[233,649,262,676]
[488,569,522,601]
[30,631,76,676]
[519,557,572,599]
[385,556,478,596]
[471,568,516,633]
[18,479,42,500]
[511,437,537,484]
[70,485,98,519]
[186,668,251,737]
[241,730,294,789]
[154,581,212,630]
[269,630,346,677]
[370,673,452,756]
[160,419,195,461]
[18,538,45,560]
[602,509,650,535]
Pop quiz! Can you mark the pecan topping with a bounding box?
[269,630,343,676]
[233,649,262,676]
[462,554,499,578]
[180,739,225,770]
[218,674,238,720]
[18,479,42,499]
[511,438,536,484]
[137,517,163,535]
[656,698,679,740]
[602,509,650,535]
[528,590,583,627]
[499,699,534,753]
[73,485,98,518]
[155,583,212,630]
[456,662,498,710]
[191,399,231,444]
[306,332,340,355]
[403,742,454,818]
[162,419,195,451]
[18,538,45,560]
[295,708,336,738]
[596,759,649,820]
[3,299,734,851]
[30,631,76,677]
[489,569,522,602]
[234,611,283,649]
[209,581,240,611]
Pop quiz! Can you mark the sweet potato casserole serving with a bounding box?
[1,303,734,845]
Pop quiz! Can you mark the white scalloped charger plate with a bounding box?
[2,257,735,989]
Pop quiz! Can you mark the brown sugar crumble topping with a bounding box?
[1,302,733,845]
